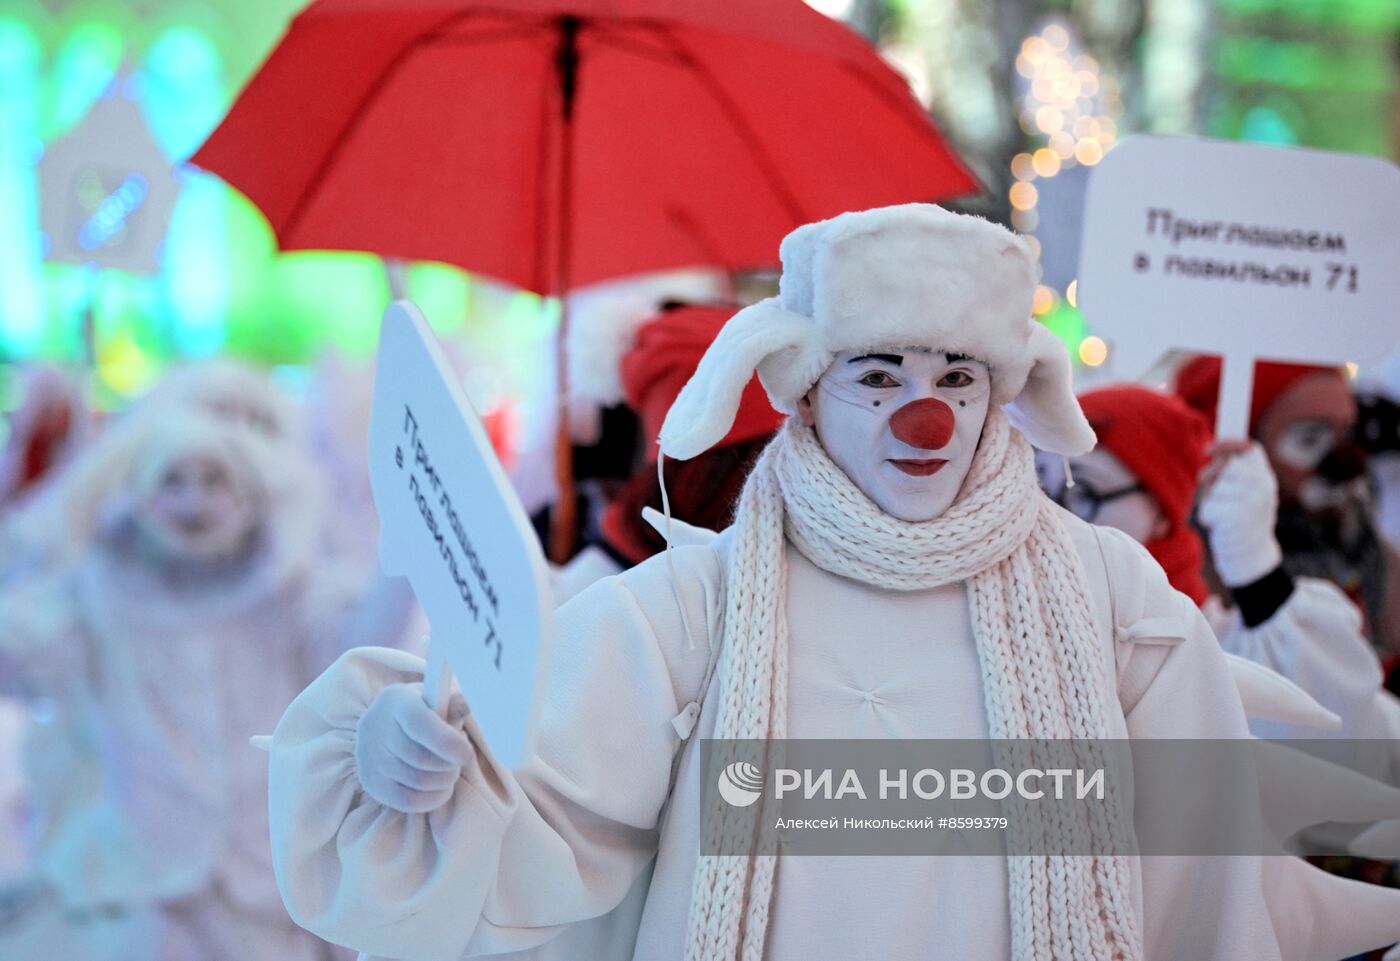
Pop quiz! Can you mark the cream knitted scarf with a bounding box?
[684,409,1143,961]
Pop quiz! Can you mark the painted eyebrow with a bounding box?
[945,352,974,364]
[846,353,904,366]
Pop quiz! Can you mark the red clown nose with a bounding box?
[889,397,956,450]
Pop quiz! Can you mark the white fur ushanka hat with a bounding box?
[659,203,1096,460]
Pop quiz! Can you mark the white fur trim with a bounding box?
[779,203,1040,406]
[140,358,303,443]
[49,405,327,591]
[660,299,811,460]
[661,204,1097,459]
[565,269,728,405]
[1004,323,1097,456]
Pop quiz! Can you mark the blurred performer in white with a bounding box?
[135,357,301,446]
[0,366,93,887]
[1,359,297,589]
[0,410,381,961]
[1039,385,1400,775]
[4,358,416,629]
[1175,357,1400,658]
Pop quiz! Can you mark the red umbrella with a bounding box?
[192,0,978,557]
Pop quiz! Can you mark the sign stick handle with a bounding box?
[422,640,452,719]
[1215,353,1253,441]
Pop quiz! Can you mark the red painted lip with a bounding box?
[889,458,948,477]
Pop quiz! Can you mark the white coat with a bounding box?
[1207,579,1400,780]
[0,525,387,961]
[268,512,1400,961]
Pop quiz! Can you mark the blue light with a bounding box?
[141,26,224,162]
[0,18,44,356]
[77,173,149,250]
[122,71,145,101]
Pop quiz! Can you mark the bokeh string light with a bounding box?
[1010,20,1123,367]
[78,173,149,252]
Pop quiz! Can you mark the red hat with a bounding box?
[1172,356,1346,434]
[1078,385,1212,605]
[621,305,785,460]
[1080,386,1210,530]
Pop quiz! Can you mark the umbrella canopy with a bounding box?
[193,0,980,561]
[192,0,977,295]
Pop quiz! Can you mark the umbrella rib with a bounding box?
[596,23,977,204]
[280,13,551,243]
[614,21,809,226]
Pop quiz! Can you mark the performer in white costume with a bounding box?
[1175,357,1400,657]
[267,205,1400,961]
[0,411,375,961]
[1,359,301,588]
[1042,385,1400,769]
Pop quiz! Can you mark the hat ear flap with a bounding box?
[1004,323,1097,456]
[659,298,809,461]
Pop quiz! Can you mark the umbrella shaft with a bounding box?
[556,15,581,121]
[549,14,583,562]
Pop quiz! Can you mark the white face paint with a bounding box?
[1273,420,1337,472]
[798,348,991,522]
[1038,448,1164,544]
[138,453,258,563]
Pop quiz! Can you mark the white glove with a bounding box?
[1198,444,1284,588]
[353,682,474,814]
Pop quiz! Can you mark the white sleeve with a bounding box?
[1218,578,1399,781]
[1097,528,1400,961]
[267,547,719,961]
[0,574,88,700]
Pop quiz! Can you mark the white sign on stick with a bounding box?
[1079,135,1400,437]
[369,302,552,767]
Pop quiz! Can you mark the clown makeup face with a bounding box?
[139,453,258,563]
[797,348,991,521]
[1254,372,1357,504]
[1038,448,1167,545]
